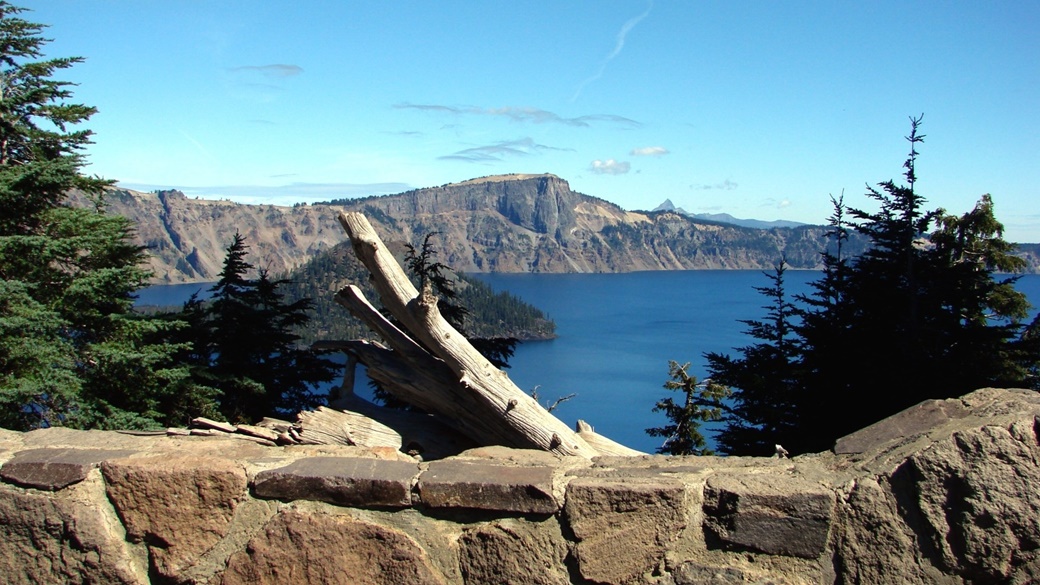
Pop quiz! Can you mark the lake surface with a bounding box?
[135,282,216,306]
[472,271,1040,453]
[140,271,1040,454]
[472,270,816,453]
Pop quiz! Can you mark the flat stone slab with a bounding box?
[834,398,970,454]
[418,459,558,514]
[253,456,418,508]
[0,448,137,490]
[703,473,834,559]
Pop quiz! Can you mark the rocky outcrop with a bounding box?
[76,174,886,285]
[3,387,1040,584]
[83,189,346,284]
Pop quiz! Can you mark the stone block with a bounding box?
[0,484,143,584]
[893,419,1040,581]
[702,473,834,559]
[418,459,558,514]
[458,518,570,585]
[832,477,928,585]
[672,561,748,584]
[0,448,135,490]
[834,398,969,455]
[252,456,417,507]
[101,453,248,582]
[221,509,446,585]
[564,476,688,584]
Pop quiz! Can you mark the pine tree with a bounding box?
[0,2,216,430]
[646,361,730,456]
[696,116,1035,455]
[828,116,1030,431]
[252,267,339,415]
[198,233,337,422]
[704,260,805,454]
[0,280,79,429]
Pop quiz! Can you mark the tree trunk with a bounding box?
[332,211,609,458]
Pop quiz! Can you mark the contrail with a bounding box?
[571,1,653,102]
[179,130,216,162]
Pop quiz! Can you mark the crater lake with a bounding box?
[140,270,1040,454]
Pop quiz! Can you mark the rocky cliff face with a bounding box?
[2,387,1040,584]
[81,174,863,284]
[86,189,346,284]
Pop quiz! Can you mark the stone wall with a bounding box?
[2,387,1040,584]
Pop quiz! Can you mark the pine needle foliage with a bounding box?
[646,361,730,456]
[671,116,1036,455]
[189,233,339,423]
[0,2,218,430]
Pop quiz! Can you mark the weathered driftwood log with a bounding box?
[335,211,605,458]
[294,402,477,460]
[575,420,643,457]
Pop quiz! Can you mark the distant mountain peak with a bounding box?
[653,200,805,229]
[653,199,688,214]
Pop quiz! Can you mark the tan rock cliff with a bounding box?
[77,174,867,284]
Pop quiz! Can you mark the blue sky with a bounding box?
[31,1,1040,241]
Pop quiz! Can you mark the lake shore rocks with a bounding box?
[1,387,1039,584]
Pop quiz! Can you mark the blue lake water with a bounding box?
[135,282,216,306]
[140,271,1040,454]
[472,270,817,453]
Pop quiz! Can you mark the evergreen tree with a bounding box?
[704,260,806,455]
[252,267,340,415]
[690,116,1035,455]
[791,195,861,448]
[646,361,730,456]
[0,3,216,430]
[926,194,1029,389]
[824,116,1030,433]
[198,233,337,422]
[0,280,79,429]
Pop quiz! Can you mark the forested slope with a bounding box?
[277,240,555,345]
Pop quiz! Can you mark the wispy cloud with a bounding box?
[227,64,304,78]
[226,64,303,103]
[571,1,653,102]
[395,103,639,128]
[763,198,791,209]
[398,103,457,114]
[691,179,738,191]
[440,137,572,163]
[630,146,669,157]
[589,159,631,175]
